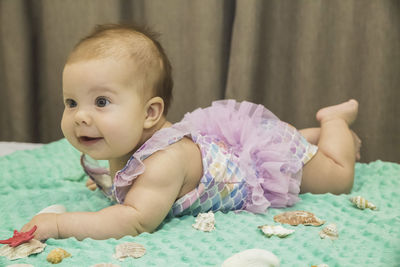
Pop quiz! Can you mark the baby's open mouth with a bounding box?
[78,136,103,143]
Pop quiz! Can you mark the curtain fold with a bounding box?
[0,0,399,162]
[0,0,36,140]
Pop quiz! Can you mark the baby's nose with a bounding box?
[74,109,92,125]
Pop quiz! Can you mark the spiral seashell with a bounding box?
[273,210,325,226]
[46,248,71,264]
[192,211,216,232]
[319,224,338,240]
[0,239,46,260]
[349,196,377,210]
[113,242,146,261]
[258,225,295,238]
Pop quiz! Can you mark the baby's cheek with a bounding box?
[61,118,77,147]
[61,122,70,139]
[60,115,69,136]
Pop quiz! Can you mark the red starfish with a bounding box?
[0,226,37,247]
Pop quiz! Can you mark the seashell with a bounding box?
[222,249,280,267]
[46,248,71,264]
[192,211,216,232]
[0,239,46,260]
[349,196,376,210]
[37,204,66,214]
[311,264,329,267]
[90,264,121,267]
[113,242,146,261]
[273,211,325,226]
[258,225,295,238]
[319,224,338,240]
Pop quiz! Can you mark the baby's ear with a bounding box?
[144,97,165,129]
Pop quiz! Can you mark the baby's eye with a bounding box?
[95,97,110,107]
[65,99,77,108]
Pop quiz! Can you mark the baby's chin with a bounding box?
[88,154,108,160]
[84,151,111,161]
[68,141,108,160]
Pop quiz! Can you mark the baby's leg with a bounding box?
[299,128,320,145]
[299,128,361,160]
[300,99,359,194]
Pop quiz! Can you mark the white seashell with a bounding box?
[258,225,295,238]
[350,196,377,210]
[113,242,146,261]
[0,239,46,260]
[90,264,121,267]
[319,224,339,240]
[222,249,280,267]
[37,204,66,214]
[311,264,329,267]
[192,211,216,232]
[273,210,325,226]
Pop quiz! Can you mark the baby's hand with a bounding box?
[21,213,59,241]
[86,178,97,191]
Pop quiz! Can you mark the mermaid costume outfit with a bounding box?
[82,100,318,216]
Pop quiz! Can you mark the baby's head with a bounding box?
[61,24,173,161]
[66,24,173,114]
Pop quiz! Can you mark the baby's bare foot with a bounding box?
[316,99,359,125]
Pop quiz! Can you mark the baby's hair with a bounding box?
[67,23,173,115]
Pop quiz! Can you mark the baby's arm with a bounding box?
[21,147,187,240]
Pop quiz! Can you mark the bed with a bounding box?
[0,139,399,266]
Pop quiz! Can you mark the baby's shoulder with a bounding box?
[141,136,199,164]
[157,136,200,163]
[142,136,202,188]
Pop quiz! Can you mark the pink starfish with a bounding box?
[0,226,37,247]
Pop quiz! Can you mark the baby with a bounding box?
[22,24,361,241]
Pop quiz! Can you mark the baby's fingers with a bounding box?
[87,183,97,190]
[86,178,97,191]
[20,221,34,233]
[20,214,59,240]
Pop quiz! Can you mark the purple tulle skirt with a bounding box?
[182,100,318,212]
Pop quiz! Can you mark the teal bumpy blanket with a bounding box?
[0,139,399,266]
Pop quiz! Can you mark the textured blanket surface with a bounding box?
[0,139,399,266]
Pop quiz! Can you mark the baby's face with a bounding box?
[61,57,147,161]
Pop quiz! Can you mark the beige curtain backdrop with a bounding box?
[0,0,399,163]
